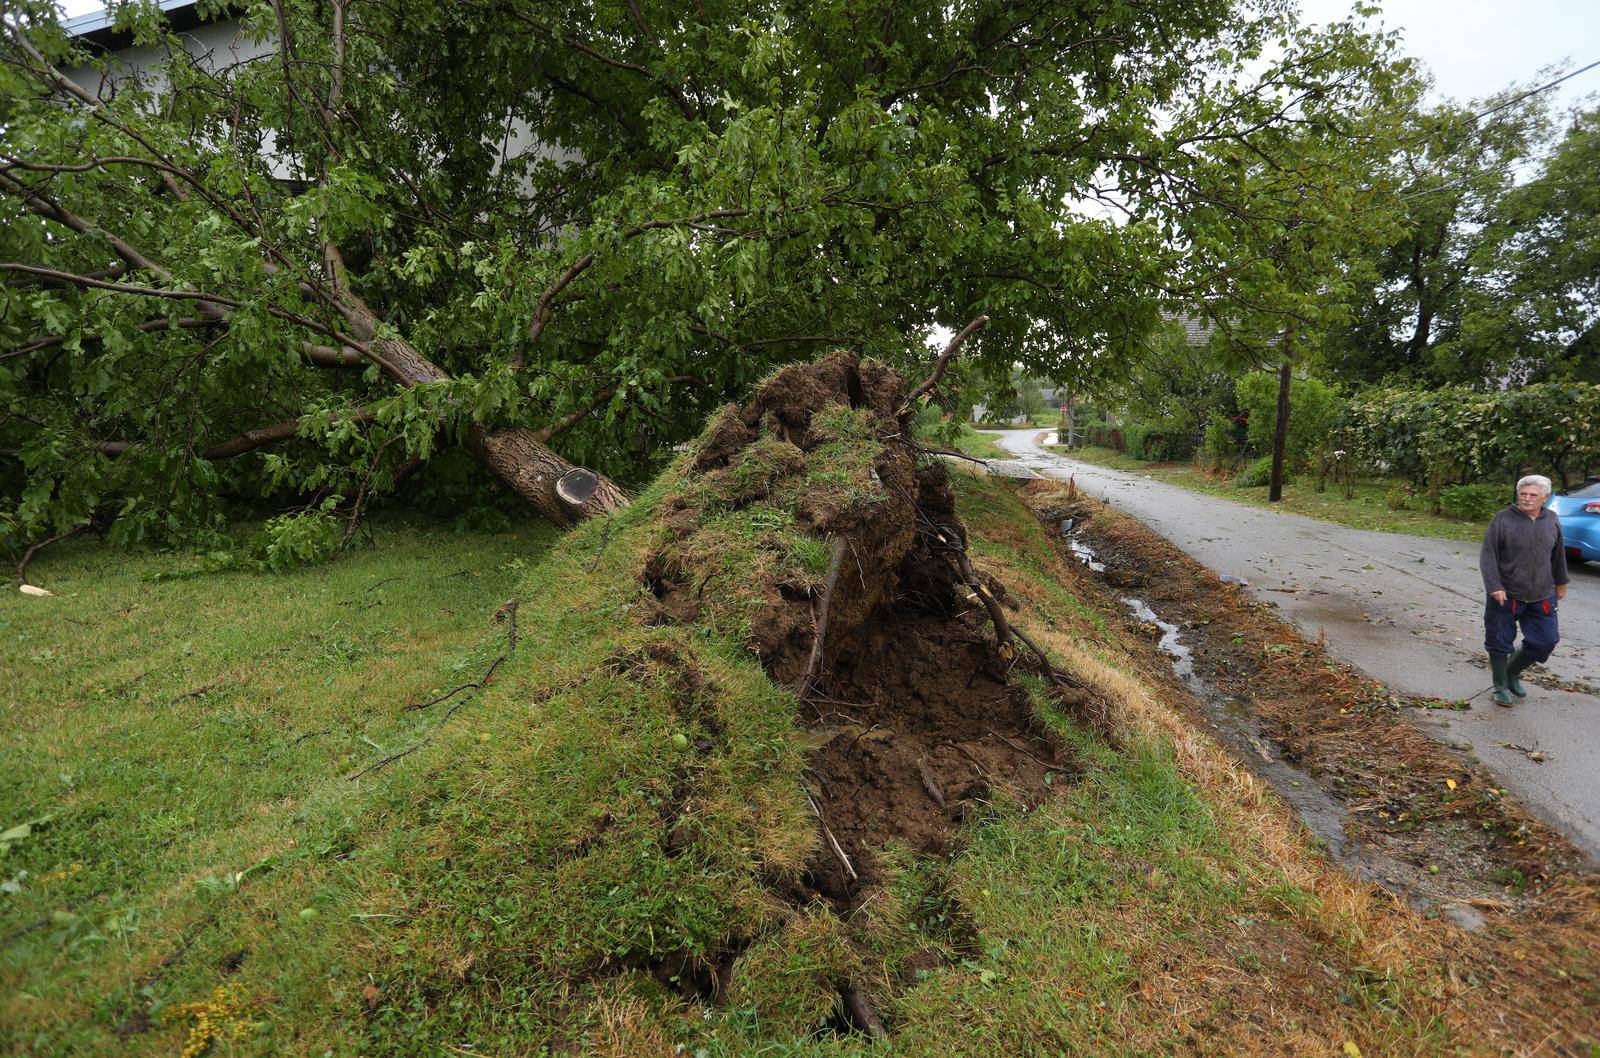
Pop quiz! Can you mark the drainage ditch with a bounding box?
[1055,520,1436,902]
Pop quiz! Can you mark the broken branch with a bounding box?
[15,524,88,589]
[899,314,989,414]
[795,537,850,702]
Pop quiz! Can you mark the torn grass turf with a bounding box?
[2,360,1543,1055]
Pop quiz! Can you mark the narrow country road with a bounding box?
[989,429,1600,863]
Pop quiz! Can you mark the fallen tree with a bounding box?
[2,0,1411,575]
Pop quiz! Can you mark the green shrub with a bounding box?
[1236,456,1285,488]
[1121,422,1195,462]
[1384,483,1412,510]
[1123,423,1152,461]
[1199,415,1237,472]
[1156,424,1198,462]
[1084,424,1124,451]
[1439,483,1504,521]
[1340,382,1600,491]
[1235,371,1343,471]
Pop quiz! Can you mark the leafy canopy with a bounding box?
[2,0,1410,561]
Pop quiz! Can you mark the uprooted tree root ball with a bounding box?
[631,351,1101,1022]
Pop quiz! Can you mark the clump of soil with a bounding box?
[642,352,1072,908]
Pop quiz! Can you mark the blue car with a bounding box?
[1548,477,1600,563]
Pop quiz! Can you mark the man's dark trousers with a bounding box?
[1485,596,1561,662]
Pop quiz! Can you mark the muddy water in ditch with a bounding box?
[1060,522,1418,887]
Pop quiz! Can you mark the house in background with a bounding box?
[61,2,269,99]
[57,2,568,180]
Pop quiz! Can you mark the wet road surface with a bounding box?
[989,430,1600,863]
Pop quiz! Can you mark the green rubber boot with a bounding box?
[1489,653,1514,706]
[1505,649,1532,698]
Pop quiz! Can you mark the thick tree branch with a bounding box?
[0,172,175,282]
[96,406,376,460]
[900,314,989,412]
[0,262,380,357]
[302,342,366,367]
[5,315,218,360]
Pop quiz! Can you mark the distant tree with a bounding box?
[1148,16,1416,499]
[1321,81,1560,387]
[1095,320,1231,443]
[1462,105,1600,383]
[1323,94,1550,386]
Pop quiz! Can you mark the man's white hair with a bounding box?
[1517,474,1553,497]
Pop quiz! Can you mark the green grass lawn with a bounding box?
[1,518,553,1055]
[1055,444,1489,543]
[949,423,1011,460]
[2,463,1472,1054]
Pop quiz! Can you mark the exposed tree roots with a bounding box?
[631,348,1105,1037]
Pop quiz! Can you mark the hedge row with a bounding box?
[1339,382,1600,494]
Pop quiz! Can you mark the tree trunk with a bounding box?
[337,294,626,524]
[468,426,629,526]
[1268,356,1292,503]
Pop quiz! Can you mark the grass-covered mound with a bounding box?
[6,353,1574,1056]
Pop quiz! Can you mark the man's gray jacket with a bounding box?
[1480,506,1570,602]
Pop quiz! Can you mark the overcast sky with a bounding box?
[1297,0,1598,112]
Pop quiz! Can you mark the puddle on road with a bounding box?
[1056,520,1421,885]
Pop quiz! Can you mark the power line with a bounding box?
[1470,59,1600,122]
[1397,125,1600,202]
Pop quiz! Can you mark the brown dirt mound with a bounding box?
[801,613,1068,905]
[641,351,1073,909]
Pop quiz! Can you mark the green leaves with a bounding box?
[2,0,1437,557]
[1342,382,1600,490]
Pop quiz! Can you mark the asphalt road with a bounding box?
[989,430,1600,863]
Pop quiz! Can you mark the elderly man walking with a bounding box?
[1480,475,1571,706]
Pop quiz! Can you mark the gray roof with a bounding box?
[61,1,198,39]
[1160,311,1216,347]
